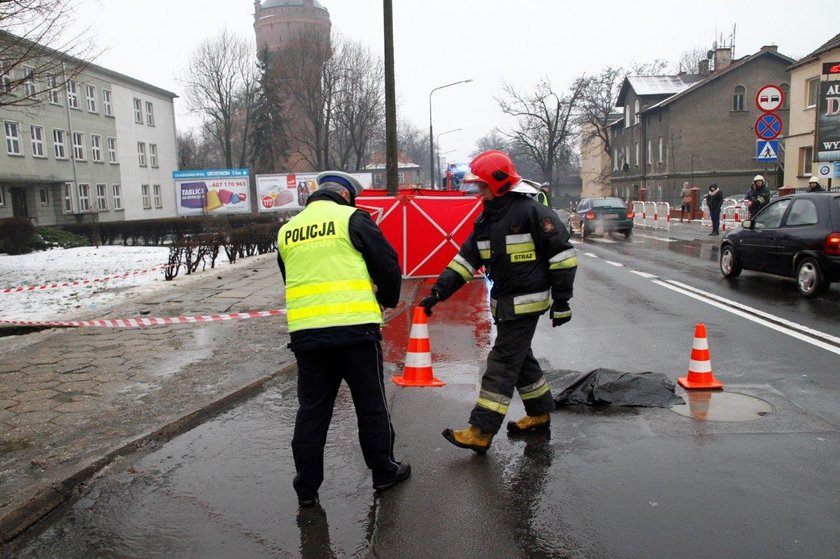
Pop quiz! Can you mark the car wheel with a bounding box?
[581,223,589,238]
[623,229,632,239]
[796,257,825,298]
[720,245,741,278]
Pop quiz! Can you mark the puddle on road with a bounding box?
[671,390,773,422]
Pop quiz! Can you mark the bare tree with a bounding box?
[496,77,586,184]
[672,45,709,74]
[177,129,219,170]
[330,36,384,171]
[0,1,98,109]
[183,29,257,169]
[629,59,669,76]
[471,130,540,179]
[577,67,623,159]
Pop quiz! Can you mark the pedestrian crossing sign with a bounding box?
[756,140,779,161]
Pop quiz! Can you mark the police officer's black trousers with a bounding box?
[469,314,555,434]
[292,341,398,499]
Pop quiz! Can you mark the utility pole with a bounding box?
[383,0,398,195]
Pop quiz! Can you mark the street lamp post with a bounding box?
[429,79,472,188]
[435,129,461,190]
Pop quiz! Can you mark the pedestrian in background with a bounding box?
[705,183,723,236]
[745,175,771,219]
[418,150,577,454]
[807,176,825,192]
[680,182,692,223]
[277,171,409,507]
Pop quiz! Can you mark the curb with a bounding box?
[0,359,298,545]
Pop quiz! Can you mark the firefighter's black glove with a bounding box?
[551,299,572,327]
[419,291,440,316]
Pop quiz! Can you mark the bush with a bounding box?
[0,217,35,255]
[29,227,90,250]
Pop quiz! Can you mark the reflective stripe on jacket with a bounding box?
[278,200,382,332]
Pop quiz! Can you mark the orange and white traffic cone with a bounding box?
[392,306,445,387]
[678,323,723,389]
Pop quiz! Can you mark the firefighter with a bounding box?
[745,174,771,219]
[418,150,577,453]
[277,171,409,507]
[807,176,825,192]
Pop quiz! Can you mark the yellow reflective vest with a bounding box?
[277,201,382,332]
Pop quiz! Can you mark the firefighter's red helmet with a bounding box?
[463,150,521,196]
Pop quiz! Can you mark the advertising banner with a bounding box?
[173,169,250,216]
[816,81,840,162]
[255,172,373,212]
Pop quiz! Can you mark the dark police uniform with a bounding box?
[277,189,401,501]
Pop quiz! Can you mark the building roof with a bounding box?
[616,75,703,105]
[642,47,794,113]
[787,32,840,71]
[261,0,328,10]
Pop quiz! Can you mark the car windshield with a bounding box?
[591,198,626,209]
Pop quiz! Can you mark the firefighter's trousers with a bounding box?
[469,314,555,434]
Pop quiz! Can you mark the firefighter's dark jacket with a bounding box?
[277,190,401,352]
[432,192,576,322]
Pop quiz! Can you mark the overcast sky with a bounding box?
[70,0,836,166]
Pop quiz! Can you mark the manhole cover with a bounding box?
[671,391,773,422]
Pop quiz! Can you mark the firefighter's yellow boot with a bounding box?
[506,413,550,434]
[442,426,493,454]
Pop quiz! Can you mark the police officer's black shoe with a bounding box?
[298,495,319,507]
[373,462,411,492]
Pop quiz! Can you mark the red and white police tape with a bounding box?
[1,264,173,293]
[0,309,286,328]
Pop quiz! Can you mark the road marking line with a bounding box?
[583,252,598,258]
[604,260,624,267]
[633,233,678,242]
[665,280,840,346]
[652,280,840,356]
[587,238,617,244]
[632,271,659,279]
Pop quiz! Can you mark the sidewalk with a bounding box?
[0,254,299,543]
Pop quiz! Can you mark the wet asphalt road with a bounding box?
[8,230,840,558]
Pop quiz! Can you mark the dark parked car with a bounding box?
[568,197,633,238]
[719,193,840,297]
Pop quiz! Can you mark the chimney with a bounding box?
[698,59,710,76]
[762,44,778,52]
[713,47,732,72]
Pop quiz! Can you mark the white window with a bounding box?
[613,148,618,171]
[38,187,49,206]
[647,140,652,165]
[658,136,664,164]
[53,129,67,159]
[23,66,36,98]
[0,186,5,206]
[72,131,85,160]
[107,137,117,163]
[634,100,640,125]
[112,184,122,210]
[90,134,102,162]
[799,146,813,176]
[77,183,91,212]
[634,141,639,166]
[133,98,143,123]
[96,184,108,211]
[67,80,79,109]
[63,183,73,213]
[30,125,45,157]
[141,184,151,208]
[624,105,630,128]
[86,84,97,112]
[149,143,158,167]
[733,85,745,111]
[145,101,155,126]
[0,61,11,92]
[624,145,630,168]
[137,142,146,166]
[102,89,112,116]
[47,74,60,104]
[806,77,820,108]
[153,184,162,208]
[4,121,21,155]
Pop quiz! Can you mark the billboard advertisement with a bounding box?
[173,169,250,216]
[255,172,373,212]
[816,81,840,162]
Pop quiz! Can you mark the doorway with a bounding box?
[11,187,29,218]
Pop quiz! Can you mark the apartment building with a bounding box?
[0,31,178,226]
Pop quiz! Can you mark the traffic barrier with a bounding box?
[0,309,285,328]
[631,201,671,230]
[644,202,657,228]
[656,202,671,230]
[633,202,645,227]
[678,323,723,389]
[392,306,445,387]
[1,264,172,293]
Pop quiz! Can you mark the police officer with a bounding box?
[277,171,409,507]
[807,176,825,192]
[745,174,771,219]
[418,151,577,453]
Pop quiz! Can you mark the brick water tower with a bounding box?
[253,0,332,171]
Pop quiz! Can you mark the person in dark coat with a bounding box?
[807,176,825,192]
[745,175,771,219]
[705,183,723,236]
